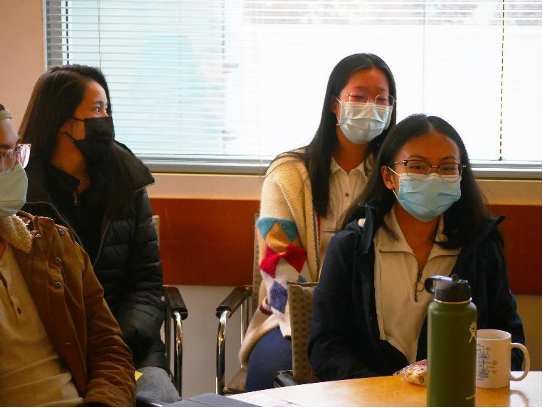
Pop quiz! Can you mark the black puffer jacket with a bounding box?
[23,142,167,370]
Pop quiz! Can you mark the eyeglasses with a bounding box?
[391,159,466,179]
[338,92,395,107]
[0,144,31,173]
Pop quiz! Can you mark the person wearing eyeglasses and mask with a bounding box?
[240,53,397,391]
[308,114,525,381]
[0,104,136,406]
[19,65,180,403]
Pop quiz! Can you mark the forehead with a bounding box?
[80,80,107,105]
[395,130,461,161]
[0,118,19,149]
[342,67,389,92]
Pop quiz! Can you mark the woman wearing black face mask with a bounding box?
[19,65,181,403]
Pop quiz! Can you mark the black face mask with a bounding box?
[65,116,115,163]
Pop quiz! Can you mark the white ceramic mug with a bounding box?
[476,329,530,388]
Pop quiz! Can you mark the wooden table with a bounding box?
[231,371,542,407]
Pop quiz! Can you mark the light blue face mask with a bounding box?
[391,172,461,222]
[337,100,393,144]
[0,162,28,218]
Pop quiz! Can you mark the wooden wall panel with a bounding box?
[489,205,542,295]
[150,198,541,295]
[150,198,259,286]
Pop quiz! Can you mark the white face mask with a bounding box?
[0,163,28,218]
[336,100,393,144]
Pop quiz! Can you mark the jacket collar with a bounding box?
[25,141,154,204]
[0,213,33,253]
[376,206,461,257]
[348,204,504,254]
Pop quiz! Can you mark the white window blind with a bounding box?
[46,0,541,176]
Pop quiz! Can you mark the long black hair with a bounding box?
[20,65,113,159]
[341,113,499,249]
[272,53,397,217]
[19,65,132,218]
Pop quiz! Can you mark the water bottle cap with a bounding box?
[424,274,471,302]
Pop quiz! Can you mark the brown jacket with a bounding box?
[0,212,136,406]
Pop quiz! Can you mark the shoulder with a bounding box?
[19,211,77,243]
[264,151,309,190]
[462,216,504,257]
[326,221,364,259]
[267,151,306,175]
[7,211,82,259]
[112,142,154,190]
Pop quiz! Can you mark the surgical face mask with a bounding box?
[336,100,393,144]
[65,116,115,163]
[0,162,28,218]
[391,171,461,222]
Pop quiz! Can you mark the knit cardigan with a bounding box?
[239,156,320,367]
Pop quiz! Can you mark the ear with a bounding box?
[330,95,339,116]
[381,165,396,192]
[58,117,75,137]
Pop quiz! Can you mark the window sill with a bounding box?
[148,173,542,205]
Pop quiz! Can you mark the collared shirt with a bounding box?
[373,207,460,363]
[0,244,82,406]
[319,157,369,265]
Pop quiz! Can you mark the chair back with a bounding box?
[287,281,318,384]
[152,214,160,248]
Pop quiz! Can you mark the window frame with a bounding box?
[44,0,542,180]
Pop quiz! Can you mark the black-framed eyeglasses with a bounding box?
[338,92,395,107]
[391,159,466,178]
[0,144,31,173]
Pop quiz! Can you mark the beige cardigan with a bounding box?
[239,156,320,368]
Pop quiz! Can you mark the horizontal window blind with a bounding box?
[46,0,541,176]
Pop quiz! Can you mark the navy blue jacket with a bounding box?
[308,206,525,381]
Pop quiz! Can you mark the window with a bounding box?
[46,0,541,177]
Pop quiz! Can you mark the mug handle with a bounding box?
[510,343,530,381]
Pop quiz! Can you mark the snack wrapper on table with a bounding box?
[393,359,427,386]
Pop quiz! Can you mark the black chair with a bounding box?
[152,216,188,396]
[215,215,261,395]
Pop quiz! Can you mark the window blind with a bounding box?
[46,0,541,176]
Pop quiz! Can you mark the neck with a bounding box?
[51,133,88,185]
[333,127,367,173]
[394,204,439,247]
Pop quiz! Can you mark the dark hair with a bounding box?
[19,65,131,217]
[341,113,499,249]
[19,65,112,159]
[273,53,397,217]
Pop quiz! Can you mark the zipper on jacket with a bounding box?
[92,219,111,268]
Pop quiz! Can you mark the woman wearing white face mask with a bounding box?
[240,53,397,391]
[308,114,525,381]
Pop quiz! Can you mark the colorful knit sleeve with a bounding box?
[257,216,308,337]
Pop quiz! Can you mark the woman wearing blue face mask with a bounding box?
[308,114,525,381]
[241,53,397,391]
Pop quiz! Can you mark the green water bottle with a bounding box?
[425,275,477,407]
